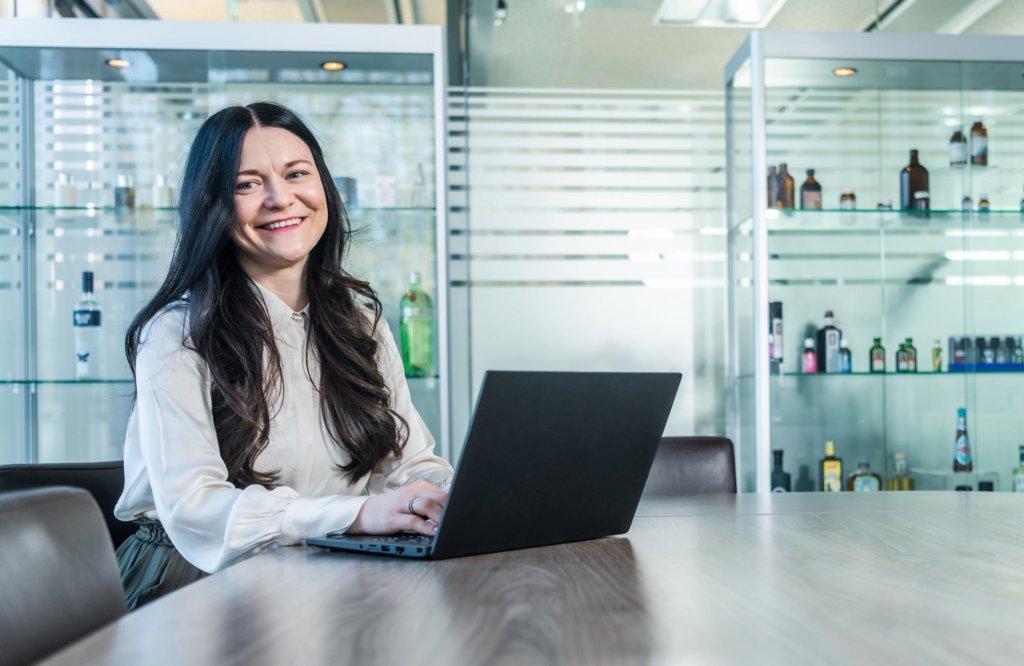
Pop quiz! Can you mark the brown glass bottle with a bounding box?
[767,165,780,208]
[778,163,795,209]
[949,126,967,167]
[970,120,988,166]
[800,169,822,209]
[899,149,929,211]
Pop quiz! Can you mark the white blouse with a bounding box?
[114,281,452,573]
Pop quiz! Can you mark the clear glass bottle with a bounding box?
[839,338,852,373]
[847,462,882,492]
[73,271,102,380]
[869,337,886,373]
[399,272,434,378]
[887,452,915,491]
[767,165,780,208]
[800,169,822,210]
[931,339,942,372]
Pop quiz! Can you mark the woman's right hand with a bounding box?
[348,480,447,536]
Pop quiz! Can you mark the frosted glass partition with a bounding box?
[447,88,728,460]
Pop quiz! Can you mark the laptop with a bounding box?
[307,370,681,559]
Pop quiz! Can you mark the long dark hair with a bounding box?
[126,102,407,488]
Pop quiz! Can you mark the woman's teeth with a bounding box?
[262,218,302,231]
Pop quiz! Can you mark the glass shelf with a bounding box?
[0,205,435,213]
[738,370,1024,380]
[0,379,134,385]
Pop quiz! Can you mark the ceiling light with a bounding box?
[105,58,130,69]
[655,0,788,28]
[832,67,857,78]
[320,61,346,72]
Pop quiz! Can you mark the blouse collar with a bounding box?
[252,279,310,331]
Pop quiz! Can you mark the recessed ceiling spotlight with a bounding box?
[833,67,857,78]
[105,58,130,69]
[320,61,346,72]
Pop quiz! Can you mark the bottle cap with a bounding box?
[824,309,834,317]
[825,440,836,456]
[806,168,814,176]
[803,337,814,348]
[82,271,94,293]
[957,407,967,417]
[409,271,422,285]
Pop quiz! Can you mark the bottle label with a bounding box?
[871,350,885,372]
[950,142,966,165]
[73,309,101,327]
[822,461,842,492]
[825,330,841,372]
[853,476,880,492]
[771,318,783,360]
[401,307,433,319]
[802,191,822,210]
[954,435,971,466]
[971,136,987,161]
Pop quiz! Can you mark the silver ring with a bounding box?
[407,497,417,516]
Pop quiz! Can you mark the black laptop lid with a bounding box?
[431,371,681,559]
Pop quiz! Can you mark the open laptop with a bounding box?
[307,370,681,559]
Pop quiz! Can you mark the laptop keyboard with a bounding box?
[380,534,435,545]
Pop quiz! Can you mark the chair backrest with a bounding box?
[0,487,127,666]
[0,461,133,549]
[642,436,737,496]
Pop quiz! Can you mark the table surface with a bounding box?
[43,492,1024,665]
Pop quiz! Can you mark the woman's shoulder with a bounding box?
[138,300,191,352]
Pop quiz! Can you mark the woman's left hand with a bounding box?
[348,480,447,536]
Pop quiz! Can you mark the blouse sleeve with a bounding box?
[365,318,454,495]
[133,308,368,574]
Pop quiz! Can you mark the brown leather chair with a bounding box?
[0,487,127,666]
[0,461,133,550]
[642,436,737,496]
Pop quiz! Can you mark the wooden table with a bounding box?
[43,492,1024,665]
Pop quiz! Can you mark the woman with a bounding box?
[114,102,451,609]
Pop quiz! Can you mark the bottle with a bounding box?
[887,452,915,491]
[982,337,995,364]
[904,338,917,372]
[771,450,791,492]
[847,462,882,492]
[900,149,929,211]
[978,481,994,491]
[961,195,972,212]
[953,407,973,473]
[820,441,843,492]
[931,339,942,372]
[839,338,852,373]
[73,271,102,380]
[800,169,822,210]
[1013,336,1024,365]
[794,465,815,492]
[114,174,135,209]
[815,309,842,373]
[895,343,907,373]
[978,193,990,213]
[839,191,856,210]
[992,336,1007,364]
[399,272,434,378]
[970,120,988,166]
[949,126,967,167]
[54,172,76,207]
[869,337,885,373]
[778,163,795,209]
[769,301,783,374]
[151,175,175,208]
[1014,445,1024,493]
[801,338,817,373]
[974,337,987,366]
[767,165,780,208]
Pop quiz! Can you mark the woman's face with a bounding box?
[231,125,328,277]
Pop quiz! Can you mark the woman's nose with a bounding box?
[262,175,293,209]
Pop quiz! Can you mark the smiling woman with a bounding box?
[112,102,452,610]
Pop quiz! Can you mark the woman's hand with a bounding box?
[348,480,447,536]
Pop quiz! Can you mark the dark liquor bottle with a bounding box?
[73,271,102,380]
[794,465,815,492]
[820,440,843,492]
[970,120,988,166]
[949,126,967,167]
[953,407,973,473]
[900,149,929,211]
[815,309,842,373]
[869,337,886,373]
[767,165,780,208]
[778,163,795,209]
[800,169,822,210]
[771,450,791,492]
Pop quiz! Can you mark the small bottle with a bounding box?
[952,337,967,366]
[816,309,842,373]
[802,338,817,373]
[990,336,1006,364]
[904,338,917,372]
[839,191,856,210]
[970,119,988,166]
[847,462,882,492]
[982,337,995,364]
[949,126,967,167]
[114,174,136,209]
[73,271,102,380]
[978,193,990,213]
[767,165,780,208]
[878,198,893,211]
[800,169,822,210]
[769,301,783,374]
[900,149,929,211]
[771,450,791,492]
[896,343,909,373]
[953,407,973,473]
[794,465,815,492]
[1014,445,1024,493]
[887,452,915,491]
[961,195,972,212]
[820,441,843,492]
[399,272,434,378]
[931,339,942,372]
[839,338,852,373]
[1013,336,1024,365]
[151,175,175,209]
[913,191,930,212]
[54,172,76,207]
[778,163,795,209]
[869,337,885,373]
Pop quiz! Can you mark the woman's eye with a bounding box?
[287,170,308,180]
[236,181,257,191]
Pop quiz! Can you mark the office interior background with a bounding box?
[3,0,1024,492]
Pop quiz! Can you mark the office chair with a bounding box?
[0,461,133,549]
[642,436,737,496]
[0,487,127,666]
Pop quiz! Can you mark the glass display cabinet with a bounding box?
[726,31,1024,493]
[0,18,450,464]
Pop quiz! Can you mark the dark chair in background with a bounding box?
[0,487,127,666]
[642,436,737,496]
[0,461,133,549]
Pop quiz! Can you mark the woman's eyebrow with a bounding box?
[237,159,313,176]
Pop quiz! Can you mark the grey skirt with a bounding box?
[116,519,207,610]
